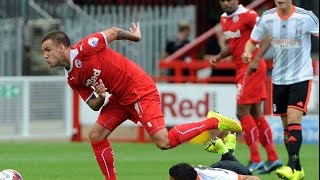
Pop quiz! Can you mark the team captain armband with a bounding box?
[271,39,302,49]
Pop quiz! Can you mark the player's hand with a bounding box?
[129,22,141,41]
[246,59,259,76]
[93,79,107,98]
[242,52,252,63]
[209,55,221,67]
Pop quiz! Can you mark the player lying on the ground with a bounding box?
[169,132,261,180]
[41,22,242,179]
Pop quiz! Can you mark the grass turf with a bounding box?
[0,142,318,180]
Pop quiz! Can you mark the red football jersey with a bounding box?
[66,32,157,105]
[220,5,260,73]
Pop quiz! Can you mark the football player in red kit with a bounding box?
[41,22,242,179]
[209,0,282,174]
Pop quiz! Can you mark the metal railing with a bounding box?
[0,18,24,76]
[0,76,72,139]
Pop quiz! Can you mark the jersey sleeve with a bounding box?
[71,85,94,102]
[246,10,259,29]
[74,32,109,58]
[305,11,319,37]
[250,12,267,43]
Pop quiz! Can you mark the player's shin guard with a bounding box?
[240,115,261,162]
[284,129,289,151]
[168,117,218,148]
[287,124,302,171]
[91,139,116,180]
[256,116,279,161]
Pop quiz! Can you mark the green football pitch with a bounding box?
[0,142,318,180]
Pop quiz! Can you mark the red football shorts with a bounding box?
[236,60,267,104]
[96,91,165,136]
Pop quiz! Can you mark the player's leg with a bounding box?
[144,114,240,150]
[165,110,242,149]
[204,137,252,175]
[280,115,289,152]
[237,60,269,172]
[204,134,237,161]
[272,83,290,152]
[237,104,262,172]
[89,123,116,180]
[284,80,310,179]
[89,97,129,180]
[276,80,310,180]
[251,102,282,173]
[148,115,221,149]
[134,92,241,150]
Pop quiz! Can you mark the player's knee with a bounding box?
[150,129,171,150]
[236,111,246,119]
[88,130,104,141]
[287,108,303,123]
[155,139,171,150]
[236,106,250,119]
[152,135,171,150]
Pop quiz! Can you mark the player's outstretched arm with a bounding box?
[102,22,141,43]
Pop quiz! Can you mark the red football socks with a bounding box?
[256,116,279,161]
[168,117,218,148]
[91,139,116,180]
[240,115,261,162]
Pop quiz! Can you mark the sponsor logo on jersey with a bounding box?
[271,39,301,49]
[86,68,101,87]
[224,29,241,39]
[233,15,239,22]
[75,59,82,68]
[88,37,99,47]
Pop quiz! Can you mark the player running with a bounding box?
[209,0,281,174]
[169,132,260,180]
[40,22,242,180]
[242,0,319,179]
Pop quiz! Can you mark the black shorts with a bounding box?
[210,160,251,175]
[272,80,312,116]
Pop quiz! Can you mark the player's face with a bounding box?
[41,39,64,68]
[274,0,292,11]
[219,0,239,14]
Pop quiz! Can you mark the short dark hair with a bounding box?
[41,30,71,47]
[169,163,197,180]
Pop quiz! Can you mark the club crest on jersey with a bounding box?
[86,68,101,87]
[233,15,239,23]
[75,59,82,68]
[296,29,302,39]
[88,37,99,47]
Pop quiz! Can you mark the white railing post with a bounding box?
[65,84,73,137]
[22,80,30,137]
